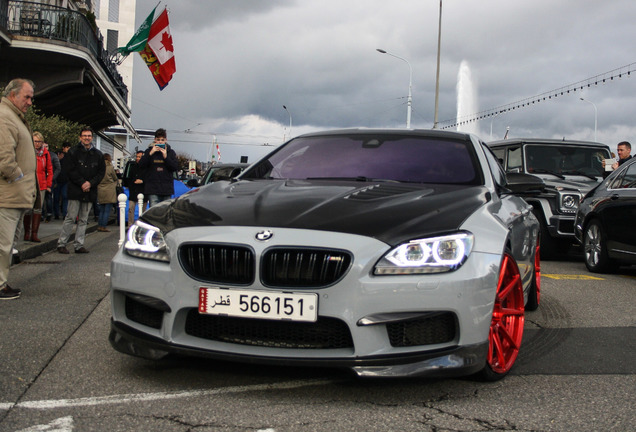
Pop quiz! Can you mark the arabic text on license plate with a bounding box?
[199,288,318,322]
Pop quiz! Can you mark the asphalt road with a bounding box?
[0,230,634,432]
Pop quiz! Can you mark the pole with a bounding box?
[433,0,442,129]
[376,49,413,128]
[580,98,597,141]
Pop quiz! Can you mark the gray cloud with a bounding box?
[129,0,636,161]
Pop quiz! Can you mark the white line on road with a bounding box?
[0,379,334,411]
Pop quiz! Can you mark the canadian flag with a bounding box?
[146,8,176,89]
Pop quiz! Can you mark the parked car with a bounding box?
[575,157,636,272]
[110,129,541,381]
[487,138,612,259]
[186,163,249,187]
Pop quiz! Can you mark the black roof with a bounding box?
[488,138,610,149]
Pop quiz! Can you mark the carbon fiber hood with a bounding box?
[141,179,491,246]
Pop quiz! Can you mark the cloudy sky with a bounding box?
[128,0,636,162]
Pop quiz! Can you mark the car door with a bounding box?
[604,161,636,258]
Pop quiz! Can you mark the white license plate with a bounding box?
[198,287,318,322]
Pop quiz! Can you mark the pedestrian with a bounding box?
[122,150,147,226]
[22,131,52,243]
[138,128,178,207]
[613,141,632,169]
[0,78,39,300]
[57,127,105,254]
[53,142,71,219]
[43,142,60,222]
[97,153,118,232]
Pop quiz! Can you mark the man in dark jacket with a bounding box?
[57,127,105,254]
[138,128,179,207]
[122,150,147,225]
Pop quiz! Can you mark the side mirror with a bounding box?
[186,178,200,188]
[505,172,545,194]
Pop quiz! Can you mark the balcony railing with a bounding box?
[0,0,128,101]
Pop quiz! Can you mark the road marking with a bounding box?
[0,379,333,411]
[542,274,604,280]
[16,416,73,432]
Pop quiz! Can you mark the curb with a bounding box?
[13,220,106,263]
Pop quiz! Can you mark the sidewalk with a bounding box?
[13,215,119,263]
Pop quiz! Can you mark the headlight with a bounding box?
[124,221,170,262]
[559,192,581,214]
[374,232,474,275]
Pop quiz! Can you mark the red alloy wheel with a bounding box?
[487,252,525,375]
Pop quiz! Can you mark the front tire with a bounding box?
[583,219,617,273]
[525,243,541,311]
[532,209,563,260]
[477,251,525,381]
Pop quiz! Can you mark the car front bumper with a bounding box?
[110,226,502,378]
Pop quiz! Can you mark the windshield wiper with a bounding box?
[530,169,565,179]
[306,176,397,182]
[562,170,599,181]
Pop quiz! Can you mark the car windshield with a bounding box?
[203,166,244,184]
[524,145,611,178]
[242,134,482,185]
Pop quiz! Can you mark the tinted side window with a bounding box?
[614,163,636,189]
[482,144,506,186]
[506,147,522,173]
[491,148,505,167]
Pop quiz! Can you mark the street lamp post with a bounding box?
[580,98,597,142]
[433,0,442,129]
[377,48,412,128]
[490,111,503,140]
[283,105,292,141]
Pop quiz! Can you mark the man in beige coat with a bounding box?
[0,78,39,300]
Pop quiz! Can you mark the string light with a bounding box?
[440,62,636,129]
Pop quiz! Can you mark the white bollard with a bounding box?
[137,193,145,217]
[118,193,127,247]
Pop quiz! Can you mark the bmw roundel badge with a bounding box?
[256,230,274,241]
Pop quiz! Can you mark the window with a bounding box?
[108,0,119,22]
[612,163,636,189]
[506,147,522,172]
[245,135,482,185]
[107,29,118,54]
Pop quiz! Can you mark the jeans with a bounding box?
[53,182,68,218]
[44,190,53,217]
[148,194,171,207]
[98,203,113,228]
[58,200,92,250]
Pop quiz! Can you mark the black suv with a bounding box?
[488,138,612,259]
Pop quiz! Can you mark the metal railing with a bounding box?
[0,0,128,101]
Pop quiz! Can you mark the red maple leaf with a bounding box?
[160,32,174,53]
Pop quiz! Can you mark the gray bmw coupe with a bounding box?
[110,129,541,380]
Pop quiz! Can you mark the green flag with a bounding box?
[117,6,157,56]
